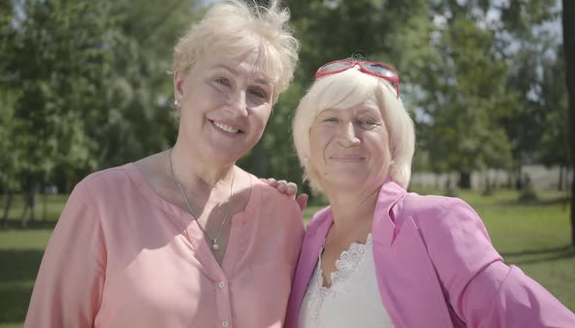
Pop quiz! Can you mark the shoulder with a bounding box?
[74,163,137,204]
[399,192,479,222]
[395,192,489,239]
[250,175,304,225]
[251,177,300,209]
[305,206,332,233]
[82,163,134,187]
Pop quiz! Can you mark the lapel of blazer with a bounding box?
[285,207,333,328]
[371,181,455,328]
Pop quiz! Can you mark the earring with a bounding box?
[174,99,180,107]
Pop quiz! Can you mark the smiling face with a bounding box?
[308,99,392,192]
[174,50,274,165]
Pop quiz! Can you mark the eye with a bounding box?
[249,88,267,99]
[356,118,381,128]
[214,77,230,86]
[322,117,339,123]
[358,119,376,125]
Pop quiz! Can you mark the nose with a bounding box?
[338,122,360,147]
[226,90,248,117]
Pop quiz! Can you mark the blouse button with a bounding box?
[218,281,225,288]
[221,320,229,327]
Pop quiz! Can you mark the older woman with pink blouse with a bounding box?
[24,1,304,327]
[285,59,575,328]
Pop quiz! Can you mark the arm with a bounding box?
[24,181,106,328]
[421,198,575,328]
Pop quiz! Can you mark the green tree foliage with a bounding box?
[537,49,569,172]
[1,0,116,225]
[95,0,200,169]
[0,0,569,230]
[0,0,199,224]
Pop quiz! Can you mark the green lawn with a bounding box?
[1,189,574,327]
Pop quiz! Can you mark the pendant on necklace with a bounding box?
[212,241,219,250]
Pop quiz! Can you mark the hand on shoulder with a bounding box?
[262,178,308,211]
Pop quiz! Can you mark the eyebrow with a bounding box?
[211,64,272,87]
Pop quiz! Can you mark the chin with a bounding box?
[324,177,368,190]
[203,145,246,165]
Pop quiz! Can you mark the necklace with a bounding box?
[168,149,235,251]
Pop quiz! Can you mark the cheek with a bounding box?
[251,104,272,128]
[373,132,392,166]
[309,126,326,153]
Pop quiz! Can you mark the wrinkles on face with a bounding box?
[308,101,391,193]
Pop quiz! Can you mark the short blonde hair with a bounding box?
[292,66,415,192]
[172,0,299,103]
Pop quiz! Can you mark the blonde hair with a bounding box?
[172,0,299,103]
[292,66,415,192]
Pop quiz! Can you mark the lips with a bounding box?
[211,120,244,134]
[329,155,365,162]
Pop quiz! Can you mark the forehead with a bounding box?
[319,99,381,116]
[198,51,274,85]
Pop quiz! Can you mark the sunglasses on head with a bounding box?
[314,59,400,98]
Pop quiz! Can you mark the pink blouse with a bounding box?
[24,164,304,328]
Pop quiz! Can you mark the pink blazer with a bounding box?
[285,180,575,328]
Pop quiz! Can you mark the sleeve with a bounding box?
[422,198,575,328]
[24,181,106,328]
[286,201,305,281]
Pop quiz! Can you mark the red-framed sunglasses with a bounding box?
[315,59,400,98]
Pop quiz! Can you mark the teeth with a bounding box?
[213,122,239,134]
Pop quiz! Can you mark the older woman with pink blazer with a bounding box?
[285,59,575,328]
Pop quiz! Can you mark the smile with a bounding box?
[330,156,365,162]
[212,121,242,134]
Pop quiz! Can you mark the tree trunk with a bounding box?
[562,0,575,246]
[559,166,564,191]
[21,182,39,228]
[43,189,48,221]
[458,171,471,189]
[2,189,14,228]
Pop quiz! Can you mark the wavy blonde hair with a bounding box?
[292,66,415,192]
[172,0,299,104]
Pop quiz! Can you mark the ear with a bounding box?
[173,70,186,102]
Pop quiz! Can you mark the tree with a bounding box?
[537,50,570,190]
[3,0,115,225]
[561,0,575,246]
[0,0,20,226]
[94,0,199,170]
[421,16,514,189]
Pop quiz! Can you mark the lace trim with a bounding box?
[304,234,373,323]
[331,233,372,287]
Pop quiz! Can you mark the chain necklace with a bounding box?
[168,149,235,250]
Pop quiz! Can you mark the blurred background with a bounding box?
[1,0,574,326]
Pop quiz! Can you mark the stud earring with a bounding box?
[174,99,180,107]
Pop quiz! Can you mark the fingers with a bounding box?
[285,182,297,195]
[296,193,308,211]
[276,180,288,193]
[264,178,279,187]
[263,177,298,197]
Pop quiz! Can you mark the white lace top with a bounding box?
[298,234,395,328]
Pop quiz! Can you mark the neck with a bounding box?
[324,185,380,231]
[169,142,235,192]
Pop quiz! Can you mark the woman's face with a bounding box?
[174,50,274,164]
[308,99,392,192]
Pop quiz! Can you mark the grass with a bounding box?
[1,189,574,327]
